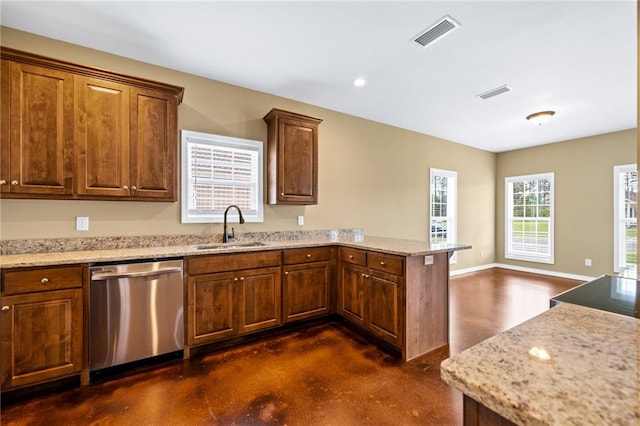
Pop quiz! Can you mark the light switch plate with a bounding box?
[76,216,89,231]
[297,215,304,226]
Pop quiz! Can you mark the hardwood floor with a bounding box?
[0,268,581,426]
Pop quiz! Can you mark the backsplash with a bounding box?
[0,229,362,255]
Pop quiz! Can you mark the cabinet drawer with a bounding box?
[283,247,331,265]
[367,253,404,275]
[187,251,281,275]
[2,266,83,295]
[340,248,366,266]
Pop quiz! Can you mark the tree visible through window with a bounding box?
[430,168,457,262]
[505,173,554,264]
[614,164,637,275]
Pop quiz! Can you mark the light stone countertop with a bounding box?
[440,303,640,426]
[0,235,471,269]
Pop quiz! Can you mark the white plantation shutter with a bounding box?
[181,131,263,223]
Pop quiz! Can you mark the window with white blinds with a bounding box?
[181,130,263,223]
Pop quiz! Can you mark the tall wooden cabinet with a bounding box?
[263,108,322,205]
[1,60,74,196]
[1,266,84,390]
[0,47,183,201]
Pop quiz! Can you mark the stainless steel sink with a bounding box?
[192,242,268,250]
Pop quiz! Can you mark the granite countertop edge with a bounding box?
[0,236,472,269]
[440,303,640,426]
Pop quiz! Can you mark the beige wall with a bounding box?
[496,129,637,276]
[0,27,495,271]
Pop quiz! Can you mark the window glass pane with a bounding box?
[505,173,554,263]
[430,169,457,263]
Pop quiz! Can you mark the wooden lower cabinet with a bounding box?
[186,252,282,346]
[282,247,332,323]
[338,248,403,348]
[1,265,84,390]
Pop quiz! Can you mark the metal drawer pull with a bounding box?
[284,271,289,275]
[349,255,354,259]
[2,306,9,311]
[41,278,49,284]
[11,180,19,185]
[123,185,129,190]
[0,180,6,185]
[234,277,239,282]
[239,277,245,281]
[132,186,137,191]
[380,261,385,266]
[306,254,312,258]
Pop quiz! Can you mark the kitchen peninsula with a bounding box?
[0,231,470,392]
[441,301,640,425]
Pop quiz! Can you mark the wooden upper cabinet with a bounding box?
[0,47,184,201]
[130,87,177,199]
[2,60,74,196]
[75,77,131,197]
[1,60,11,193]
[263,108,322,205]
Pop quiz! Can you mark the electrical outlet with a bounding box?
[297,215,304,226]
[76,216,89,231]
[584,258,592,267]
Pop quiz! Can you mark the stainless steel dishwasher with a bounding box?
[89,259,184,372]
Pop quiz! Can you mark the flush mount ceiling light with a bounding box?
[526,111,556,126]
[353,78,366,87]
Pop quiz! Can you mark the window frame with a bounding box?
[613,164,637,274]
[505,172,555,264]
[181,130,264,224]
[430,168,458,263]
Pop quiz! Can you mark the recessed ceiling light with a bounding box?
[353,78,366,87]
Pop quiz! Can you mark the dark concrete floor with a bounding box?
[1,268,580,425]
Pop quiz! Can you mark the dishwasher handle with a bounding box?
[91,267,183,281]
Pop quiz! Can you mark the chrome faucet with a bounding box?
[223,205,245,243]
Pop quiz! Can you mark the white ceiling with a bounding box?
[1,1,637,152]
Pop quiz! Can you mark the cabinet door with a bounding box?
[367,271,402,347]
[7,61,73,196]
[130,87,177,200]
[277,116,318,204]
[75,76,130,197]
[187,272,236,345]
[1,289,83,389]
[1,60,11,193]
[238,266,282,334]
[338,261,367,327]
[283,261,330,323]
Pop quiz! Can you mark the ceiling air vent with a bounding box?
[476,85,513,100]
[413,15,461,48]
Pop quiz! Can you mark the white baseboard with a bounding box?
[451,263,596,282]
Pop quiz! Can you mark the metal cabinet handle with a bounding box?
[41,277,49,284]
[0,179,6,185]
[306,254,312,258]
[284,271,289,275]
[380,261,385,266]
[349,255,354,259]
[11,180,18,186]
[233,277,239,282]
[239,277,245,281]
[131,185,137,191]
[1,306,9,311]
[280,192,284,196]
[123,185,129,190]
